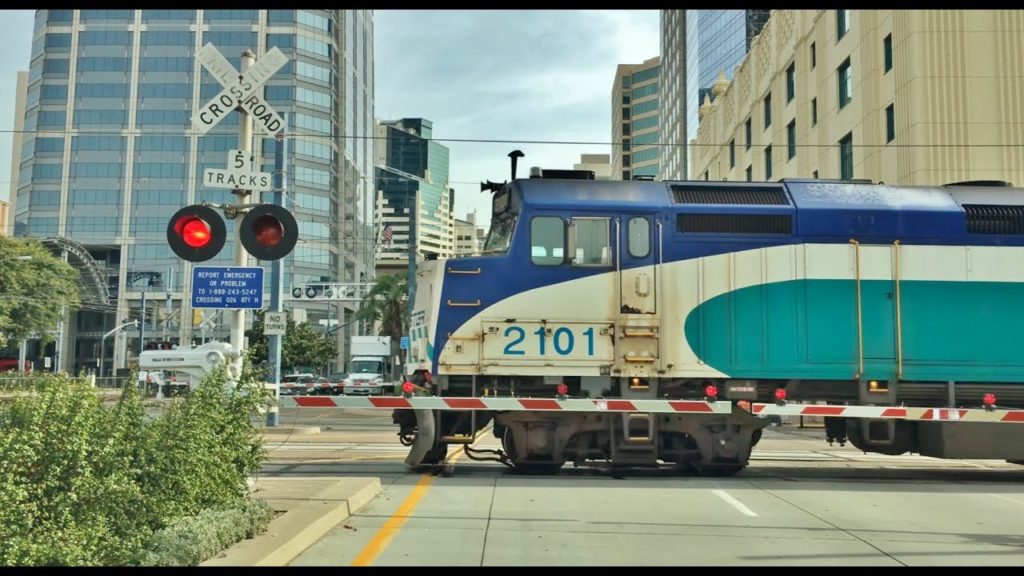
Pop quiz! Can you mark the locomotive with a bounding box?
[395,158,1024,475]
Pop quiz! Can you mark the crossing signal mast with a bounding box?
[160,42,297,382]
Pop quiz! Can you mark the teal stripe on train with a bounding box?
[682,280,1024,382]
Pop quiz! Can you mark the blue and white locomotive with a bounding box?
[398,161,1024,474]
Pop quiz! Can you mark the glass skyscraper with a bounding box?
[660,9,769,180]
[14,10,375,373]
[374,118,453,270]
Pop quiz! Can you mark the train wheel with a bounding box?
[503,427,564,475]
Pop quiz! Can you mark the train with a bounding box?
[392,158,1024,475]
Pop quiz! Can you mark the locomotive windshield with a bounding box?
[481,212,517,254]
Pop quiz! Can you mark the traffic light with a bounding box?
[239,204,298,261]
[167,204,226,262]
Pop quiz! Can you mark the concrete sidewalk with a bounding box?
[201,475,381,566]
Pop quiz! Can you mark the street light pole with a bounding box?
[100,320,138,379]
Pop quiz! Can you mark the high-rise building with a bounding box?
[4,71,29,238]
[691,10,1024,188]
[573,153,612,180]
[14,10,375,373]
[611,56,660,181]
[660,9,769,180]
[373,118,453,275]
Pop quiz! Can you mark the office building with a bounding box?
[14,9,375,373]
[611,56,660,181]
[373,118,454,275]
[573,153,612,180]
[691,10,1024,187]
[660,9,769,180]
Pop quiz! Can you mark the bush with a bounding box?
[0,365,272,566]
[136,498,274,566]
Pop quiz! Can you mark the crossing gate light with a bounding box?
[239,204,298,261]
[167,205,226,262]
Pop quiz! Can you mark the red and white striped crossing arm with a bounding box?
[276,395,1024,423]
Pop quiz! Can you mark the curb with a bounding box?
[202,477,382,566]
[261,426,321,435]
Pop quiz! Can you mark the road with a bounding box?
[261,408,1024,566]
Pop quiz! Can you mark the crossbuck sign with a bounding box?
[191,43,287,135]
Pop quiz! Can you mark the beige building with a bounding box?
[611,57,660,180]
[691,10,1024,187]
[5,71,28,237]
[453,212,486,258]
[0,200,8,236]
[573,153,612,180]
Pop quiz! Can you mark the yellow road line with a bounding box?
[350,425,489,566]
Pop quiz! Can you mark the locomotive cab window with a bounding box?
[569,217,611,267]
[628,216,650,258]
[530,216,565,265]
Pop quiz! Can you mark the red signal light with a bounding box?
[704,384,718,399]
[181,217,212,248]
[774,388,787,401]
[252,214,284,247]
[239,204,298,261]
[556,383,569,396]
[983,393,997,406]
[167,205,226,262]
[402,381,415,394]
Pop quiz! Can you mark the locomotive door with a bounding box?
[619,214,657,314]
[858,244,896,370]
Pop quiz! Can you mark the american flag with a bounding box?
[381,223,393,245]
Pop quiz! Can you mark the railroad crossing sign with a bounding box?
[191,43,287,136]
[203,149,272,191]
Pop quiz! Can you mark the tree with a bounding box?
[353,273,408,361]
[0,237,80,348]
[245,311,336,374]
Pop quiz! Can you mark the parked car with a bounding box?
[280,373,317,396]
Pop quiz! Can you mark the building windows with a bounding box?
[729,139,735,168]
[622,122,631,136]
[764,92,772,129]
[296,61,330,84]
[622,140,631,152]
[886,103,895,142]
[745,118,752,150]
[764,145,773,181]
[787,120,797,160]
[632,148,658,163]
[838,58,852,109]
[631,115,658,132]
[837,10,850,40]
[786,62,796,103]
[839,132,854,180]
[622,107,631,120]
[811,97,818,126]
[746,165,752,182]
[622,170,631,180]
[884,34,893,73]
[623,155,631,167]
[810,42,816,69]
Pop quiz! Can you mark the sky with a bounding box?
[0,10,662,226]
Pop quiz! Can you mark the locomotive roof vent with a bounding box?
[528,167,595,180]
[946,180,1013,187]
[670,183,789,205]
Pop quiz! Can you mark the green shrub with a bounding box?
[136,498,274,566]
[0,364,271,566]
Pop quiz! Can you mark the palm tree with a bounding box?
[354,273,408,361]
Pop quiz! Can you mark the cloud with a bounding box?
[374,10,660,222]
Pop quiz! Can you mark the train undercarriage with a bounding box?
[388,373,1024,475]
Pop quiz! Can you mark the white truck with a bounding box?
[343,335,394,396]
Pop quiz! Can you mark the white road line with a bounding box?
[711,489,758,517]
